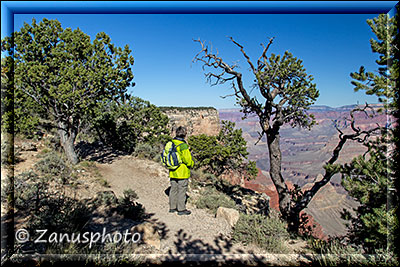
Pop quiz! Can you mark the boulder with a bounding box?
[132,222,161,250]
[214,180,270,216]
[216,207,240,228]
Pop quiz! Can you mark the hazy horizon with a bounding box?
[159,102,382,110]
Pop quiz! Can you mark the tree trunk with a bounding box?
[58,121,79,165]
[266,128,291,219]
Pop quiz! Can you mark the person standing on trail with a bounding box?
[168,126,194,215]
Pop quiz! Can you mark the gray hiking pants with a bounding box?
[169,178,188,211]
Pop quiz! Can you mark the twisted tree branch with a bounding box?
[293,104,382,213]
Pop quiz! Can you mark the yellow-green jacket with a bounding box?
[169,138,194,179]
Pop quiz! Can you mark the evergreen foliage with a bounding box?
[343,5,399,257]
[341,138,397,253]
[350,12,398,112]
[1,18,135,164]
[188,120,258,180]
[2,57,43,137]
[254,51,319,129]
[87,94,170,153]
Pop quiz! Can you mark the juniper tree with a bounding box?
[1,18,135,164]
[188,120,258,181]
[88,94,170,153]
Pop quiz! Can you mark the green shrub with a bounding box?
[79,160,95,168]
[14,172,147,255]
[132,142,162,161]
[308,237,399,266]
[94,191,119,206]
[13,152,91,253]
[232,212,289,253]
[118,189,146,221]
[188,120,257,180]
[12,148,148,256]
[190,169,217,187]
[195,187,236,214]
[97,178,111,188]
[34,151,72,184]
[308,237,358,255]
[14,170,92,235]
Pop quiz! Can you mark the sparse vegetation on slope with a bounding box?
[195,186,237,214]
[232,211,289,254]
[4,145,147,259]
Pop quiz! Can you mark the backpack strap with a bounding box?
[172,139,186,150]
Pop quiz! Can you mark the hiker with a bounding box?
[168,126,194,215]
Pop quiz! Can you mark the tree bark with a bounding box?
[266,127,291,219]
[58,121,79,165]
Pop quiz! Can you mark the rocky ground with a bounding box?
[94,156,312,263]
[3,139,313,265]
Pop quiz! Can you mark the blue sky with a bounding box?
[12,11,387,109]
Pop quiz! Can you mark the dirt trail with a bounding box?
[96,156,251,255]
[7,147,310,263]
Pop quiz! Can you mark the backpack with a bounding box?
[161,141,183,170]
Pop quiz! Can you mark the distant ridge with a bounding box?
[159,106,217,111]
[219,103,383,113]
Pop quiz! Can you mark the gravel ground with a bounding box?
[97,156,241,254]
[96,156,312,265]
[6,149,311,265]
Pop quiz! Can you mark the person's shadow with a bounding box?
[164,186,189,205]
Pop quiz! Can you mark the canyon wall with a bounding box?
[161,107,220,137]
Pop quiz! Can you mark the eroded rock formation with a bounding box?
[161,107,220,136]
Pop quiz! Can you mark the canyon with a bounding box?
[160,107,220,136]
[162,104,391,238]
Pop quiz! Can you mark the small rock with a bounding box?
[216,207,240,228]
[21,142,37,151]
[132,222,161,250]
